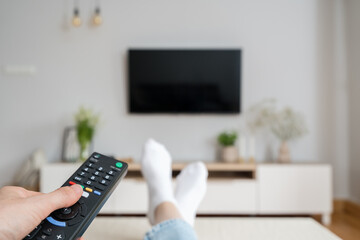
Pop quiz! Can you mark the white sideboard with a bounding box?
[40,163,332,224]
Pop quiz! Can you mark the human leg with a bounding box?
[140,139,208,240]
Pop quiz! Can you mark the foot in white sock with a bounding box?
[175,162,208,226]
[140,138,176,225]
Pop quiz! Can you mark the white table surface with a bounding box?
[83,217,341,240]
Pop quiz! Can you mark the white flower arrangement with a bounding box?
[271,107,308,142]
[245,99,308,142]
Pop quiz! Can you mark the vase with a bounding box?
[221,146,238,163]
[278,141,291,163]
[79,143,90,162]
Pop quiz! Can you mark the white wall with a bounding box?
[345,0,360,204]
[0,0,348,197]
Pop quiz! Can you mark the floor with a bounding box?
[316,212,360,240]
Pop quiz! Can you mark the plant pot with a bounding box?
[221,146,238,163]
[278,141,291,163]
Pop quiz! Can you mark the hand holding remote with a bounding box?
[0,185,84,240]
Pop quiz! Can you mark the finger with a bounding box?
[32,185,83,217]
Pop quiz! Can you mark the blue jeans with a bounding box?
[144,219,197,240]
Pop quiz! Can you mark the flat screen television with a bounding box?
[128,49,241,114]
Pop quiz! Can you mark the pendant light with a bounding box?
[93,0,102,26]
[72,0,81,27]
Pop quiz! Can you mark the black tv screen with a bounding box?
[128,49,241,114]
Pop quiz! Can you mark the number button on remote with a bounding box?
[100,179,109,186]
[78,172,87,177]
[97,166,104,172]
[85,180,93,186]
[104,175,113,181]
[107,170,115,176]
[94,171,102,176]
[89,175,97,181]
[83,167,90,172]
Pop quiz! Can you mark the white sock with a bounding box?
[175,162,208,226]
[140,138,176,225]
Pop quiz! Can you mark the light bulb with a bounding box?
[72,8,81,27]
[93,7,102,26]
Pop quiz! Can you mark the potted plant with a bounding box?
[271,107,307,163]
[74,106,99,162]
[218,131,238,163]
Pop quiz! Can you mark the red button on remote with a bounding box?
[69,181,76,185]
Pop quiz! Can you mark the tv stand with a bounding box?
[41,162,332,224]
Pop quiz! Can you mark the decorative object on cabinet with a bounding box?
[74,106,99,162]
[271,107,308,163]
[218,131,238,163]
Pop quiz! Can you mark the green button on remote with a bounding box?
[116,162,123,168]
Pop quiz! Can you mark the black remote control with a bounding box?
[24,152,128,240]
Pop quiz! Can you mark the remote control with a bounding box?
[24,152,128,240]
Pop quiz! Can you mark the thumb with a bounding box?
[34,185,83,218]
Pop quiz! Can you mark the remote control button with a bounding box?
[100,179,109,186]
[89,175,97,181]
[25,225,41,239]
[94,171,102,177]
[89,157,98,163]
[97,166,104,172]
[85,187,93,192]
[53,232,65,240]
[95,184,106,191]
[85,180,93,186]
[103,175,113,181]
[36,234,48,240]
[42,227,53,236]
[81,204,87,217]
[68,216,83,226]
[86,162,96,168]
[94,190,101,196]
[53,203,80,221]
[74,176,82,182]
[61,207,71,215]
[78,172,87,177]
[93,154,100,159]
[82,191,89,198]
[68,181,76,185]
[46,217,66,227]
[83,167,90,172]
[107,170,115,176]
[116,162,123,168]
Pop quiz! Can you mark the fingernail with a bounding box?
[70,184,83,195]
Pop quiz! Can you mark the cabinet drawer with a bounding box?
[198,179,257,214]
[258,165,332,214]
[104,179,147,214]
